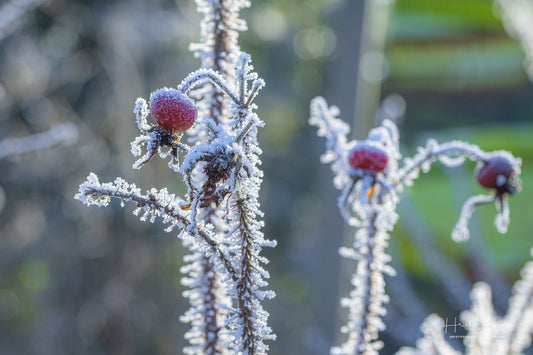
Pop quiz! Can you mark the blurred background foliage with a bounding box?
[0,0,531,354]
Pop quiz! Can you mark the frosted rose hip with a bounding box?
[348,144,388,173]
[476,156,514,190]
[149,87,197,132]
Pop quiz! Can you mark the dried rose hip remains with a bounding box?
[348,143,389,173]
[150,87,197,132]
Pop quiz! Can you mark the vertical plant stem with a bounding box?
[355,212,378,355]
[209,0,229,126]
[201,255,221,354]
[235,198,257,353]
[183,0,244,351]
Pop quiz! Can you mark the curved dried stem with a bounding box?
[179,69,239,104]
[396,140,486,187]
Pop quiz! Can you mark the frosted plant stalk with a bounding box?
[76,1,276,353]
[309,96,521,355]
[179,1,250,353]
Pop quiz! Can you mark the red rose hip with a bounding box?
[348,143,388,173]
[149,87,197,132]
[476,156,514,190]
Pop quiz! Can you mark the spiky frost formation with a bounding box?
[309,96,522,354]
[180,1,250,351]
[188,0,249,137]
[181,252,232,355]
[398,249,533,355]
[128,1,273,351]
[78,46,275,353]
[76,2,270,353]
[175,55,275,354]
[190,0,248,74]
[222,117,277,354]
[311,97,398,354]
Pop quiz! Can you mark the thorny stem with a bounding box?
[209,0,230,126]
[82,186,238,281]
[190,1,243,350]
[198,1,231,350]
[351,187,388,355]
[201,254,221,354]
[235,197,257,354]
[356,212,378,355]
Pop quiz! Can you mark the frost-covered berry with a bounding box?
[476,156,514,191]
[149,87,197,132]
[348,143,388,173]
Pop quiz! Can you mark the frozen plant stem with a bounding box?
[76,1,276,354]
[309,97,521,355]
[181,0,248,352]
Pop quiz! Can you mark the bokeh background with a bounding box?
[0,0,532,354]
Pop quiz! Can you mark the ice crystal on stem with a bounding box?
[76,1,275,353]
[309,96,522,355]
[311,97,398,355]
[180,1,255,352]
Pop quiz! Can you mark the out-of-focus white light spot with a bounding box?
[360,50,389,83]
[294,26,337,60]
[252,6,287,41]
[294,28,323,59]
[380,94,406,123]
[320,26,337,57]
